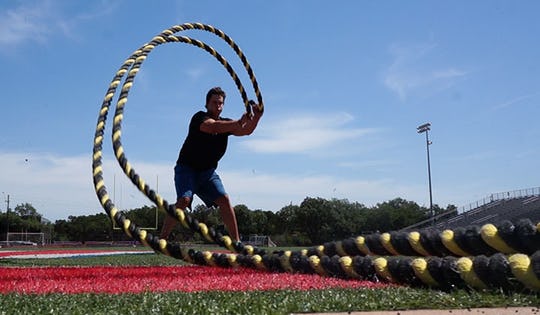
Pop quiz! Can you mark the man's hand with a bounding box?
[246,100,264,118]
[247,100,263,119]
[252,103,264,118]
[232,103,262,136]
[238,112,250,128]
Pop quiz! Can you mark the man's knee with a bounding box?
[215,194,230,207]
[219,194,230,202]
[176,196,191,209]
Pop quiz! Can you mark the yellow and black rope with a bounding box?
[93,22,540,292]
[94,22,266,257]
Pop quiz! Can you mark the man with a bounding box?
[160,87,263,242]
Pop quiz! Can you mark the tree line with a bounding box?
[0,198,457,246]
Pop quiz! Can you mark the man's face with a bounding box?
[206,94,224,116]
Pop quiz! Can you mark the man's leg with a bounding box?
[164,164,194,240]
[214,194,240,242]
[160,196,190,239]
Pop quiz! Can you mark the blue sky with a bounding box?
[1,0,539,222]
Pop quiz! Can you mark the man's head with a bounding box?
[206,87,226,104]
[205,87,226,117]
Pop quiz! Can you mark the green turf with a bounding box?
[0,287,538,315]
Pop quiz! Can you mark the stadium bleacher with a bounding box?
[401,187,540,231]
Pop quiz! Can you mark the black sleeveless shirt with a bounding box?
[176,111,231,170]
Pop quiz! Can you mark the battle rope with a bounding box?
[93,23,540,292]
[94,23,265,256]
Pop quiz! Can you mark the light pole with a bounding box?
[417,123,433,221]
[2,192,9,242]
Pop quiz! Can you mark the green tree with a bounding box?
[234,204,252,236]
[298,197,368,244]
[275,203,308,245]
[364,198,427,232]
[53,219,70,241]
[124,206,159,229]
[13,203,39,217]
[62,213,112,242]
[235,205,276,236]
[276,204,300,234]
[10,203,42,232]
[275,197,367,245]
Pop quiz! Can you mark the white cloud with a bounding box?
[383,41,467,100]
[0,2,52,47]
[432,68,467,79]
[0,1,118,52]
[0,150,428,222]
[241,112,377,154]
[222,169,426,211]
[337,159,399,170]
[446,150,499,163]
[0,151,175,222]
[492,92,540,110]
[185,67,207,81]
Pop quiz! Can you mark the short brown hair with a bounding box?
[206,87,226,105]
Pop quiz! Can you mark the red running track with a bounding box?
[0,265,389,294]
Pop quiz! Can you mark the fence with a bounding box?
[401,186,540,231]
[458,187,540,213]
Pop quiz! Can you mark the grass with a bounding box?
[0,247,539,314]
[0,287,538,315]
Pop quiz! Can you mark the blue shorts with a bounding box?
[174,164,227,208]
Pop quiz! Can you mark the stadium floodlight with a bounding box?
[417,122,431,133]
[417,123,434,223]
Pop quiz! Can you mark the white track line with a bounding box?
[0,251,154,259]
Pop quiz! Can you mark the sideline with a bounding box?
[0,248,154,259]
[299,307,540,315]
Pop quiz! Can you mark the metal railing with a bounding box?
[458,187,540,214]
[401,186,540,231]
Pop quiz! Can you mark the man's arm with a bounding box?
[200,117,244,134]
[231,104,263,136]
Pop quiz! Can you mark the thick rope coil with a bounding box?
[94,22,266,257]
[94,23,540,292]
